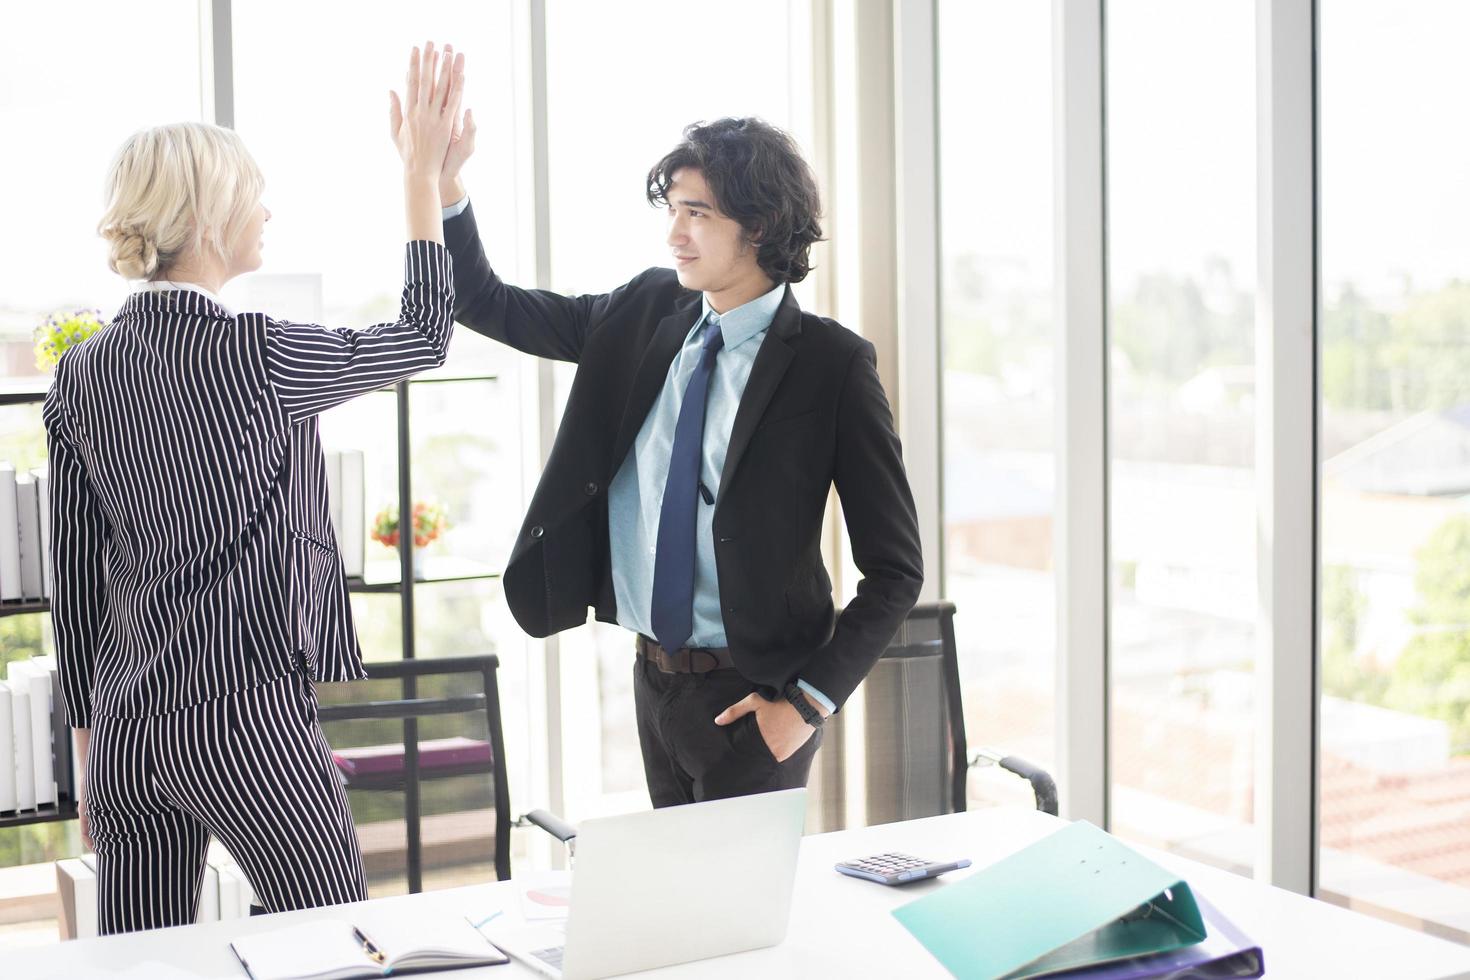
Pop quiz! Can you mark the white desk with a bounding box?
[9,808,1470,979]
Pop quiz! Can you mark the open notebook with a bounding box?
[229,915,508,980]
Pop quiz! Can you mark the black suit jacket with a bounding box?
[445,204,922,708]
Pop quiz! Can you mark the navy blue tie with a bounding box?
[650,314,725,654]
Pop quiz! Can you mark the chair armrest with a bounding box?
[524,809,579,843]
[969,748,1059,816]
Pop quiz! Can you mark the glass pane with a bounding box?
[1318,0,1470,943]
[544,0,806,820]
[0,0,201,383]
[408,376,520,580]
[230,0,522,325]
[1106,0,1257,873]
[0,2,201,938]
[937,0,1057,800]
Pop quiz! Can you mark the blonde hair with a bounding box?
[98,122,265,281]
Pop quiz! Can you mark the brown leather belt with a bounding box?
[636,634,735,674]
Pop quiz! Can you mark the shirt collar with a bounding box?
[699,281,785,351]
[133,279,235,316]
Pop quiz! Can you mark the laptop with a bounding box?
[488,787,808,980]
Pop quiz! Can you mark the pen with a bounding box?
[469,909,503,929]
[353,925,387,966]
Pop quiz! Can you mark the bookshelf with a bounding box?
[0,373,502,832]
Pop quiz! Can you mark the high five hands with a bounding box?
[388,42,472,186]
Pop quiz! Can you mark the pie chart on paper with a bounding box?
[526,885,571,908]
[518,875,573,921]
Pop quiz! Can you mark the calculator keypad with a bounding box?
[847,853,927,875]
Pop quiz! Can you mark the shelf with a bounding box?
[341,760,495,793]
[0,379,49,406]
[0,801,77,830]
[409,373,498,386]
[0,597,49,618]
[5,561,501,612]
[366,374,498,397]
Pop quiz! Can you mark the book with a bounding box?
[218,858,259,918]
[206,842,250,920]
[10,661,56,805]
[31,655,73,801]
[15,474,42,600]
[218,861,245,920]
[0,462,20,600]
[0,681,14,811]
[240,870,258,918]
[198,860,221,923]
[9,676,34,810]
[339,450,365,579]
[34,466,51,598]
[229,915,508,980]
[56,855,98,940]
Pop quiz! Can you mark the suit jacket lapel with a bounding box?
[610,293,703,471]
[718,286,802,493]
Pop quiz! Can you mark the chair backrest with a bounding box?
[316,654,511,887]
[859,601,968,824]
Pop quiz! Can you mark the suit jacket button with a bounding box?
[530,525,545,539]
[584,481,599,496]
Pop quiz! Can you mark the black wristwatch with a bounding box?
[783,683,826,728]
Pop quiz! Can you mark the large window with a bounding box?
[1105,0,1258,873]
[1318,0,1470,943]
[936,0,1057,796]
[0,0,204,910]
[542,0,812,822]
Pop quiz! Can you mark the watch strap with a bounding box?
[784,683,825,728]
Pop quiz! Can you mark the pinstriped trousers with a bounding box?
[87,671,367,935]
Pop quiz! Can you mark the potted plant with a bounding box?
[34,309,106,372]
[370,501,449,580]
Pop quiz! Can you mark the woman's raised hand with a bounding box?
[389,42,466,181]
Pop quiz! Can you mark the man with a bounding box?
[439,116,922,806]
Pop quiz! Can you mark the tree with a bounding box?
[1322,283,1393,411]
[1386,513,1470,754]
[1384,281,1470,413]
[1321,564,1389,704]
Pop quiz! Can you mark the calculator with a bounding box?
[834,852,972,885]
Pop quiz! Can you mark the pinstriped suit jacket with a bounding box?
[43,241,454,728]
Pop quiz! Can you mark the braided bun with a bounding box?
[102,226,160,280]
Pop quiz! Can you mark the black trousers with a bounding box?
[87,671,367,935]
[633,653,823,808]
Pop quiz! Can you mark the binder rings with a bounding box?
[893,821,1208,980]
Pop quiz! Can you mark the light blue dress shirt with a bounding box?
[607,285,835,714]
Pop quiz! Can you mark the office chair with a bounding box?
[316,655,512,889]
[862,600,1057,819]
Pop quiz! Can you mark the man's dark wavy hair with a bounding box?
[646,117,824,285]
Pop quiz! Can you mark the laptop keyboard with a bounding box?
[532,946,566,970]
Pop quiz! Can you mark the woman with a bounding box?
[44,43,470,934]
